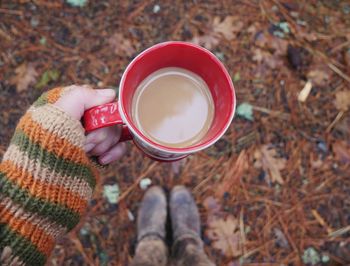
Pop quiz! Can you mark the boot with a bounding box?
[131,186,168,266]
[170,185,215,266]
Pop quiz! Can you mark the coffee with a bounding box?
[131,67,214,148]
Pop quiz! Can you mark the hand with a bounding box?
[54,85,127,165]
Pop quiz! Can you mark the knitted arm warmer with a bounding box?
[0,87,99,265]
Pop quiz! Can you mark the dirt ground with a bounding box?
[1,0,350,265]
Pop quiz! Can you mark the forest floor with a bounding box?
[0,1,349,265]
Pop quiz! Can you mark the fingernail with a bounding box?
[100,154,112,165]
[96,89,115,97]
[84,143,95,153]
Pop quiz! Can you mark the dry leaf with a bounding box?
[206,215,242,258]
[191,16,243,49]
[334,90,350,111]
[332,140,350,163]
[213,16,243,41]
[298,80,313,102]
[191,35,219,50]
[10,63,38,92]
[254,145,286,184]
[307,66,331,87]
[108,33,135,57]
[253,48,283,69]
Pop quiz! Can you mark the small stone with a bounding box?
[153,4,160,13]
[79,227,89,236]
[30,17,39,27]
[127,210,135,221]
[39,37,46,45]
[103,184,120,204]
[139,178,152,190]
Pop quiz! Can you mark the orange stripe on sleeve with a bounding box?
[16,114,89,166]
[0,161,87,215]
[46,87,63,104]
[0,204,55,256]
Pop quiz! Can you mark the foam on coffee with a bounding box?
[131,67,214,148]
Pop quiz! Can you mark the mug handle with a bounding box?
[83,102,133,142]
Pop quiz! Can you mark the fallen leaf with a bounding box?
[206,215,242,258]
[213,16,243,41]
[233,72,240,82]
[191,35,219,50]
[10,63,38,92]
[307,66,331,87]
[236,102,253,121]
[108,33,135,57]
[298,80,313,102]
[66,0,88,7]
[254,145,286,184]
[334,90,350,111]
[252,48,283,69]
[191,16,242,49]
[35,69,60,89]
[302,247,321,266]
[332,140,350,163]
[103,184,120,204]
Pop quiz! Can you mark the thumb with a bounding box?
[54,85,116,120]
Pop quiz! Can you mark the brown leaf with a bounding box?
[332,140,350,163]
[334,90,350,111]
[254,145,286,184]
[10,63,38,92]
[206,215,242,258]
[253,48,283,69]
[213,16,243,41]
[108,33,135,57]
[191,35,219,50]
[191,16,243,49]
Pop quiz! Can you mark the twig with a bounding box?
[252,105,290,120]
[0,8,23,16]
[311,209,333,234]
[326,111,344,133]
[328,225,350,238]
[240,209,247,255]
[327,63,350,83]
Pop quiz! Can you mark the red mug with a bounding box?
[83,41,236,161]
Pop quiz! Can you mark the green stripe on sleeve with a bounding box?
[0,224,46,266]
[0,172,79,230]
[32,92,48,107]
[10,129,95,188]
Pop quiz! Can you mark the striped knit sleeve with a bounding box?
[0,87,99,266]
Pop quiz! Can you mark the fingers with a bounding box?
[98,142,127,165]
[84,126,121,154]
[54,85,116,120]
